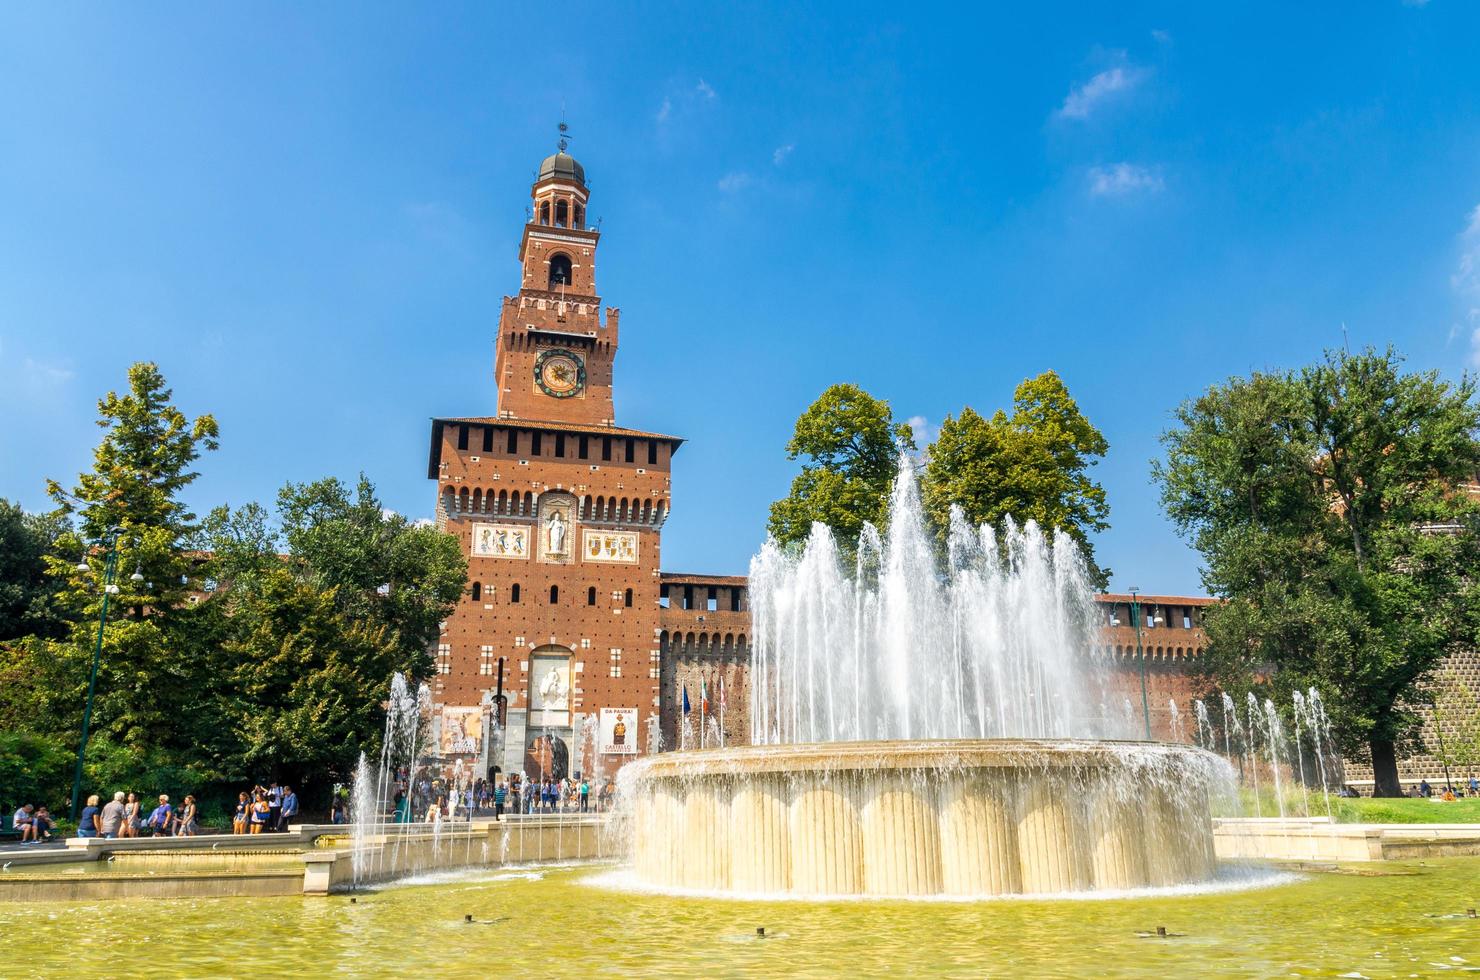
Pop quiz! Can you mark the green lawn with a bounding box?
[1225,786,1480,823]
[1328,795,1480,824]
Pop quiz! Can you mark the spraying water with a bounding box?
[749,460,1134,744]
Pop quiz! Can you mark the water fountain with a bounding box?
[622,462,1233,897]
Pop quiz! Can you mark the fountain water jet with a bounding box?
[623,461,1233,898]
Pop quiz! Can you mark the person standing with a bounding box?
[249,793,271,834]
[147,796,173,836]
[176,796,199,836]
[579,778,590,813]
[278,785,298,832]
[266,781,283,832]
[100,792,127,839]
[493,780,507,821]
[233,792,250,834]
[123,793,141,838]
[77,795,102,839]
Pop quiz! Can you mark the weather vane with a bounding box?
[558,118,571,153]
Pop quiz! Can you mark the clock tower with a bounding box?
[492,141,618,425]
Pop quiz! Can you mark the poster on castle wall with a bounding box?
[599,707,638,755]
[438,706,483,756]
[582,529,638,564]
[471,522,529,559]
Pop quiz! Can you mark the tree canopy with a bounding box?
[767,383,916,553]
[924,371,1110,585]
[0,362,466,818]
[1155,347,1480,795]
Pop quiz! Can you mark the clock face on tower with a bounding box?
[534,349,586,399]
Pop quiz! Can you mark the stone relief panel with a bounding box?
[471,522,530,559]
[583,529,638,564]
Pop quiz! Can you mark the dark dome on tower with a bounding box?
[538,151,585,185]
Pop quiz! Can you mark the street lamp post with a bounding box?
[1129,586,1152,741]
[69,527,132,821]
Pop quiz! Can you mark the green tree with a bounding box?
[767,384,915,552]
[0,499,67,641]
[0,362,225,808]
[276,475,465,674]
[1155,348,1480,796]
[924,371,1110,584]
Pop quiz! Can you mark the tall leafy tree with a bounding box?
[923,371,1110,584]
[767,384,916,553]
[1155,348,1480,795]
[0,362,224,803]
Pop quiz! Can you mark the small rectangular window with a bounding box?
[579,435,589,459]
[482,427,493,453]
[602,437,612,461]
[683,586,694,611]
[706,587,718,612]
[555,433,565,457]
[659,584,670,609]
[647,441,658,465]
[730,589,741,612]
[531,432,543,455]
[507,430,518,453]
[625,439,635,463]
[457,425,469,450]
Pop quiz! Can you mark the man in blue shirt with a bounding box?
[278,785,298,832]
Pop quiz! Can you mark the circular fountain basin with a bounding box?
[626,739,1226,898]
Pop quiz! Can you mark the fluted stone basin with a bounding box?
[625,739,1226,898]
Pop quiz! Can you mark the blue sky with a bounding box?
[3,2,1478,595]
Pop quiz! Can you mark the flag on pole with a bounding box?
[682,684,691,716]
[701,675,710,715]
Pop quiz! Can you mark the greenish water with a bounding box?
[2,860,1477,977]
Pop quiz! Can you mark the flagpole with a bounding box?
[719,674,725,748]
[700,674,707,750]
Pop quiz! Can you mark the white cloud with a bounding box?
[656,79,717,126]
[1455,204,1480,366]
[23,357,74,385]
[1401,0,1430,7]
[1087,163,1164,196]
[1151,29,1172,44]
[773,144,794,166]
[906,415,937,448]
[1057,64,1148,121]
[717,171,753,193]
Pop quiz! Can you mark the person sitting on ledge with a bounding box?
[78,795,102,839]
[30,807,55,843]
[1419,779,1432,798]
[12,804,35,842]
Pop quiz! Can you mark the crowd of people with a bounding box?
[1406,776,1480,801]
[384,769,617,824]
[230,782,300,834]
[11,791,202,842]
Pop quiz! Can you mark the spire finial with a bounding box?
[557,107,570,153]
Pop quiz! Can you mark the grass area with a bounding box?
[1327,795,1480,824]
[1223,785,1480,823]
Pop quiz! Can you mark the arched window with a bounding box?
[550,585,559,604]
[539,201,550,225]
[555,200,569,227]
[573,203,584,228]
[548,253,572,288]
[587,586,597,606]
[471,582,482,602]
[511,583,521,603]
[624,588,633,608]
